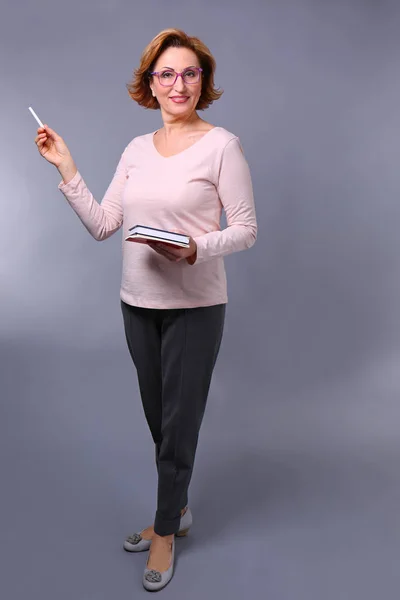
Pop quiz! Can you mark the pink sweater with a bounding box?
[58,126,257,309]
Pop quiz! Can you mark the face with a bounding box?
[150,47,202,119]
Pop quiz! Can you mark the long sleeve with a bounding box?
[54,128,255,309]
[57,146,129,241]
[193,138,257,264]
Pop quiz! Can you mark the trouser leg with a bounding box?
[120,300,163,460]
[154,304,226,536]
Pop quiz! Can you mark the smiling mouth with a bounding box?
[170,96,189,102]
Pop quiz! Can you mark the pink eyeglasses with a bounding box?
[149,67,203,87]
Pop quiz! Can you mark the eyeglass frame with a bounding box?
[149,67,203,87]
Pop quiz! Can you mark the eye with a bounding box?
[160,70,174,79]
[184,70,196,78]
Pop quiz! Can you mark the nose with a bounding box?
[173,74,187,92]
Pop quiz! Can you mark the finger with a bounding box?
[165,250,180,261]
[148,241,178,259]
[157,243,181,256]
[156,248,175,260]
[148,243,165,256]
[151,245,176,261]
[148,242,166,253]
[43,124,60,140]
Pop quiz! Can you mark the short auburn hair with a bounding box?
[126,28,223,110]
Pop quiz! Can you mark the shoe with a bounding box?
[143,535,175,592]
[123,507,192,552]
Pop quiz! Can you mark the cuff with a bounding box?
[191,236,207,264]
[58,170,82,191]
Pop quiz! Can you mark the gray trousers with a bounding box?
[121,300,226,536]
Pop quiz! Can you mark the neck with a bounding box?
[160,111,202,136]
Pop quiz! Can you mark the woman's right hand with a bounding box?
[34,125,72,168]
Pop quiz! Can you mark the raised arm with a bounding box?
[35,124,127,241]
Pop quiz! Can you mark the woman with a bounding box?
[34,28,257,592]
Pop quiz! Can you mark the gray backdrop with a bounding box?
[1,0,400,598]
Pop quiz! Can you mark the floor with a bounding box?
[2,338,400,600]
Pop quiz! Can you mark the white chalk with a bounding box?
[28,106,44,128]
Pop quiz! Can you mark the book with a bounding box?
[125,225,190,248]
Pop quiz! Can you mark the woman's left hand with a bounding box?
[148,237,197,264]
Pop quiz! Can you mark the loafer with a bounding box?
[143,536,175,592]
[123,507,192,552]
